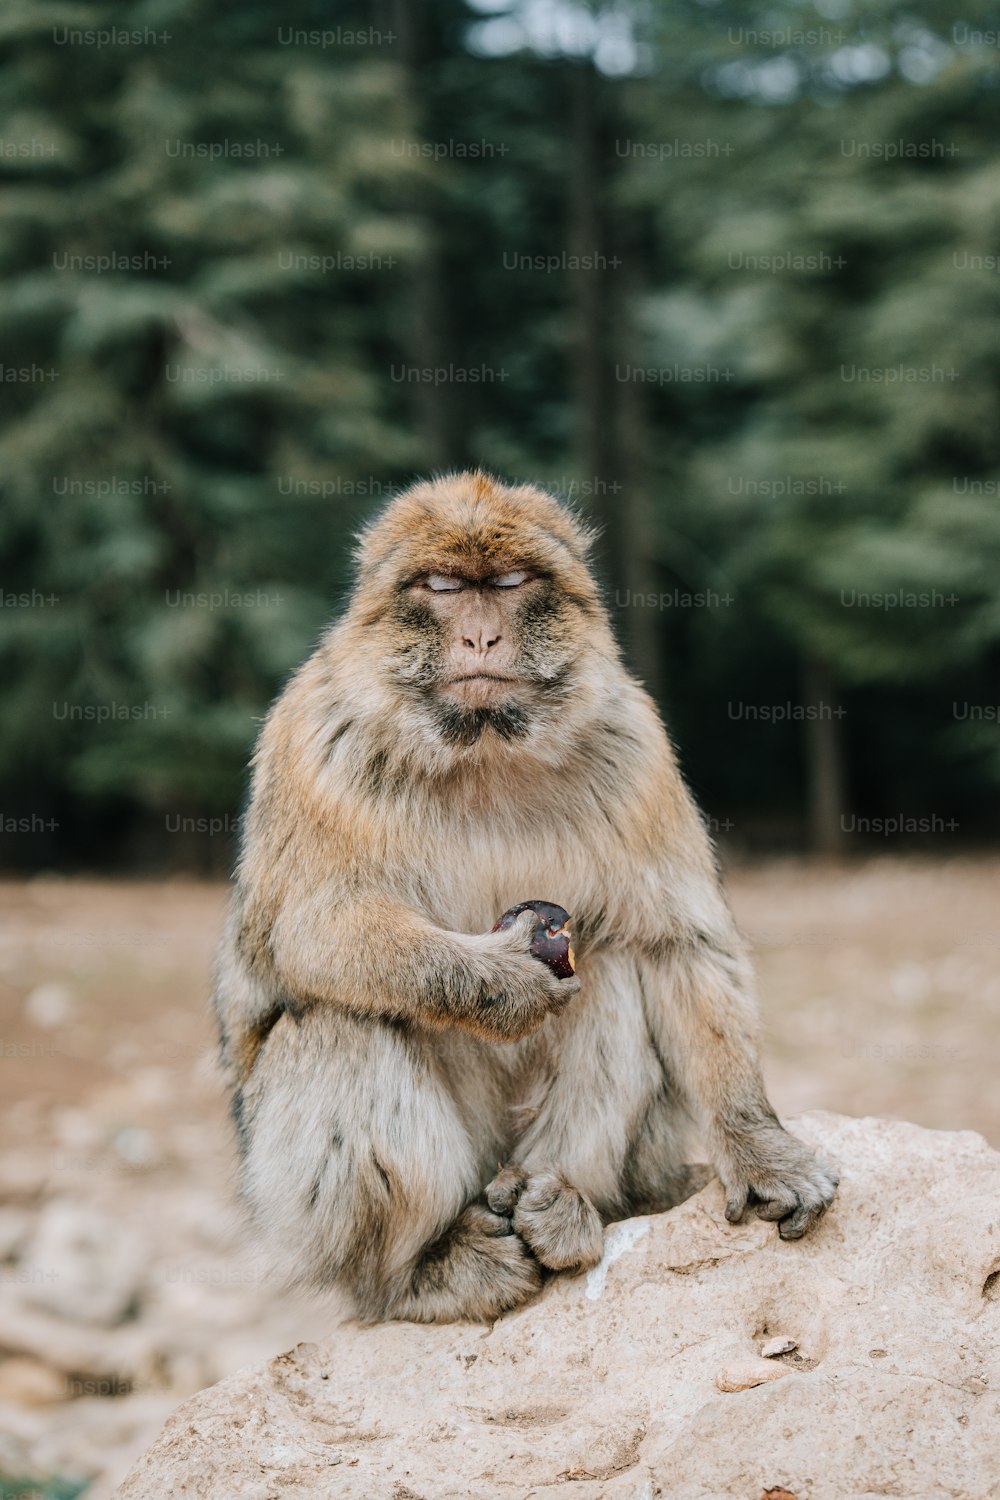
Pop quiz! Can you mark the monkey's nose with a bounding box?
[462,629,501,654]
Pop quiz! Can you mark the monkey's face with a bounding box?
[389,567,581,745]
[350,473,615,754]
[412,568,550,694]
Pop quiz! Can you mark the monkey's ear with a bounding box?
[557,502,601,561]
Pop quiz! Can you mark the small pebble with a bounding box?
[716,1358,790,1393]
[761,1337,798,1359]
[0,1356,67,1407]
[24,982,76,1029]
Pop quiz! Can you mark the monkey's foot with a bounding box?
[718,1123,840,1241]
[487,1166,603,1271]
[485,1163,529,1215]
[386,1203,542,1323]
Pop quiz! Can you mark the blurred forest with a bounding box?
[2,0,1000,869]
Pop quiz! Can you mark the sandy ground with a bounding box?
[0,859,997,1496]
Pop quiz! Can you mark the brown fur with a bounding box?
[213,470,838,1323]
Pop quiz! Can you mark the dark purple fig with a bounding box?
[492,900,576,979]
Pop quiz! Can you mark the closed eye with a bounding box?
[424,574,464,592]
[491,570,530,588]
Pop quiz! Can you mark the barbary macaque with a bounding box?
[213,470,838,1322]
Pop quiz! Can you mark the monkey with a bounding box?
[212,470,838,1324]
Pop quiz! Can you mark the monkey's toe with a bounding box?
[512,1169,604,1272]
[465,1202,515,1237]
[485,1164,528,1216]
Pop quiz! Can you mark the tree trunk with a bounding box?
[568,64,622,595]
[617,295,664,701]
[803,656,847,856]
[390,0,464,469]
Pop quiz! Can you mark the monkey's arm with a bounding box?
[641,900,838,1238]
[254,889,578,1045]
[609,702,838,1237]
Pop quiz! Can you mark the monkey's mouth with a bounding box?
[439,672,526,710]
[447,672,518,685]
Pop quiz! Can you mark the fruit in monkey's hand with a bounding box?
[492,901,576,979]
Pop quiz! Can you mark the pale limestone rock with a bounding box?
[21,1200,144,1326]
[0,1356,66,1407]
[117,1114,1000,1500]
[23,981,76,1029]
[760,1336,797,1358]
[715,1356,789,1392]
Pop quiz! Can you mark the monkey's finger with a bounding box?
[464,1203,516,1237]
[777,1208,812,1240]
[815,1161,841,1195]
[751,1188,799,1222]
[505,910,540,948]
[724,1189,749,1223]
[778,1194,830,1240]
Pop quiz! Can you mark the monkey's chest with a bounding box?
[415,818,612,938]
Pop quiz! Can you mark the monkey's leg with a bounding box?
[617,1082,714,1216]
[380,1201,541,1324]
[490,1059,714,1243]
[487,952,667,1271]
[237,1009,539,1323]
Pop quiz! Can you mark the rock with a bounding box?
[716,1356,789,1392]
[0,1206,33,1259]
[19,1201,144,1326]
[0,1355,66,1407]
[0,1150,51,1202]
[117,1114,1000,1500]
[0,1389,180,1500]
[111,1126,160,1169]
[0,1294,153,1386]
[760,1336,797,1359]
[24,981,76,1028]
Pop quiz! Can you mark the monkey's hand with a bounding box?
[716,1120,839,1241]
[455,911,581,1044]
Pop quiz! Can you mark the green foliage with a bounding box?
[1,0,998,861]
